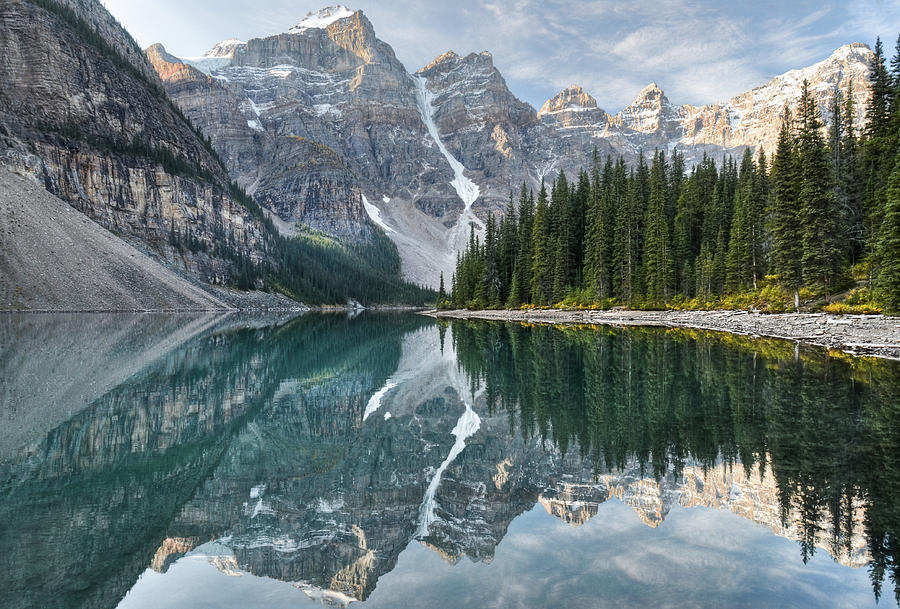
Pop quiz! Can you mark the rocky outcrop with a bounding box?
[0,0,275,289]
[146,39,376,244]
[546,43,873,165]
[0,169,229,312]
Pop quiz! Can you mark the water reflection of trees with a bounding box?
[449,320,900,604]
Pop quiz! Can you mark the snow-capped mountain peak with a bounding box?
[289,6,355,33]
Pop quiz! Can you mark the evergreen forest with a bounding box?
[444,37,900,315]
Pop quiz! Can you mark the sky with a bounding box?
[102,0,900,111]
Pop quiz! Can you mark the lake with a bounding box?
[1,312,898,609]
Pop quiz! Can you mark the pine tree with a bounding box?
[438,271,446,301]
[508,185,534,307]
[550,171,575,301]
[584,155,616,300]
[841,83,865,263]
[497,194,518,304]
[531,181,554,305]
[644,150,674,302]
[673,176,699,296]
[725,149,756,292]
[876,154,900,314]
[797,80,842,292]
[867,37,892,140]
[772,112,804,306]
[615,168,642,303]
[752,147,770,285]
[481,214,500,307]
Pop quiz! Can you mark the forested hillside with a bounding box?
[445,37,900,315]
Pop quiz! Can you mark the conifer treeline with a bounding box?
[445,38,900,314]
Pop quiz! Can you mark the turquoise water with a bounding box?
[1,313,898,609]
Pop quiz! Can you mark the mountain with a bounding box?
[0,0,428,309]
[152,6,873,287]
[549,43,873,164]
[0,0,270,292]
[0,170,228,311]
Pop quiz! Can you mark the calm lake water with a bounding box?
[1,312,899,609]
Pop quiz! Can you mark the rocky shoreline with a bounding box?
[426,308,900,360]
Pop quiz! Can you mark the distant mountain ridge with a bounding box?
[149,5,874,287]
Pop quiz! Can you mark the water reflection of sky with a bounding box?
[120,500,881,609]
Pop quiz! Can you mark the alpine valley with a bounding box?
[0,0,879,301]
[146,6,873,287]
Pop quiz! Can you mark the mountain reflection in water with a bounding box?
[1,313,898,609]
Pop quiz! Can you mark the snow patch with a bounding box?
[313,103,342,117]
[295,582,358,607]
[413,75,480,211]
[251,498,274,518]
[416,401,481,538]
[204,39,245,58]
[361,194,396,234]
[181,57,232,75]
[289,6,355,33]
[382,195,390,204]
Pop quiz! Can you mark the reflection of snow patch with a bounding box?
[363,379,398,420]
[317,497,345,513]
[250,485,265,499]
[295,582,358,607]
[251,498,274,518]
[416,401,481,538]
[361,194,396,234]
[384,411,392,420]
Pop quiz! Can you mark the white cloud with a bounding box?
[104,0,888,112]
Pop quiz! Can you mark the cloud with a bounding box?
[103,0,887,112]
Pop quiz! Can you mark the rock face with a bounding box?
[0,169,228,311]
[0,0,282,292]
[150,5,873,287]
[145,40,375,244]
[546,43,873,165]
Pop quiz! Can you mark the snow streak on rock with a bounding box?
[416,401,481,539]
[361,194,395,234]
[413,75,481,211]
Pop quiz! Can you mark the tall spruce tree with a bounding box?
[841,83,865,263]
[508,185,534,307]
[772,111,803,306]
[867,37,892,139]
[644,150,674,302]
[797,80,842,292]
[726,149,757,292]
[877,154,900,314]
[497,194,518,304]
[584,155,617,300]
[615,167,643,303]
[531,181,554,305]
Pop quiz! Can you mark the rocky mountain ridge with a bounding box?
[153,6,873,287]
[0,0,275,290]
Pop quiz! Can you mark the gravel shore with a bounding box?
[427,308,900,360]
